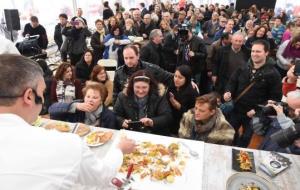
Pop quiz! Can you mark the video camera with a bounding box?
[251,102,290,135]
[178,24,189,41]
[257,102,290,117]
[270,122,300,148]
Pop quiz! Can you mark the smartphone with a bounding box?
[294,59,300,76]
[70,21,79,26]
[127,121,142,130]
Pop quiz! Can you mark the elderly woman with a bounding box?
[114,70,172,135]
[51,62,82,104]
[49,81,117,129]
[90,65,113,106]
[179,93,235,145]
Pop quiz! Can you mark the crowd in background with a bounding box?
[19,0,300,153]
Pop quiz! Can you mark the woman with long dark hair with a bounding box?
[75,49,96,84]
[167,65,199,135]
[245,25,276,51]
[51,62,82,103]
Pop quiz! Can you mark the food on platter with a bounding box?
[239,182,261,190]
[85,131,113,146]
[237,150,253,171]
[75,123,90,137]
[232,149,255,172]
[120,141,188,183]
[44,121,71,132]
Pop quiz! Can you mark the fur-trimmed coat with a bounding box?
[178,108,235,145]
[113,84,172,135]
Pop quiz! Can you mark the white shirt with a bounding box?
[0,36,20,54]
[0,114,123,190]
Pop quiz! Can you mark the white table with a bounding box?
[69,127,300,190]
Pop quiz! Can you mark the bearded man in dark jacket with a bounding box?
[223,40,282,148]
[113,45,173,103]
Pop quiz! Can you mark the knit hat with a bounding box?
[75,17,85,25]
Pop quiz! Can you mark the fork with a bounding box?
[179,141,199,159]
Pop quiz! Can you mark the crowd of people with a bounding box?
[17,0,300,150]
[1,1,300,189]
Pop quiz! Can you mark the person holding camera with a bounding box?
[259,96,300,155]
[114,70,172,136]
[223,40,282,147]
[176,25,207,93]
[62,17,91,65]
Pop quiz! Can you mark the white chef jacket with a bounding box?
[0,114,123,190]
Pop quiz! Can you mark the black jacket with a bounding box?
[75,60,96,83]
[23,23,48,49]
[162,32,178,72]
[54,23,64,50]
[139,22,157,39]
[113,61,173,102]
[225,58,282,114]
[167,83,199,134]
[245,36,276,51]
[90,31,106,62]
[213,45,250,94]
[62,27,91,55]
[49,101,117,129]
[124,27,140,36]
[140,41,165,68]
[114,91,172,135]
[177,35,207,74]
[103,8,114,20]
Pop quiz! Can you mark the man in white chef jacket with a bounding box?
[0,54,135,189]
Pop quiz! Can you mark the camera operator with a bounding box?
[259,96,300,155]
[175,24,207,93]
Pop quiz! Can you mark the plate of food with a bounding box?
[74,123,91,137]
[232,149,256,173]
[85,130,113,147]
[119,141,189,183]
[43,121,72,132]
[226,172,278,190]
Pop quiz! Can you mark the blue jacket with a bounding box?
[49,101,117,129]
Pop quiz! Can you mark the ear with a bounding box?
[210,109,216,116]
[265,51,269,57]
[23,88,34,106]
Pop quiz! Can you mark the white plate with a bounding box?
[84,131,108,147]
[226,172,278,190]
